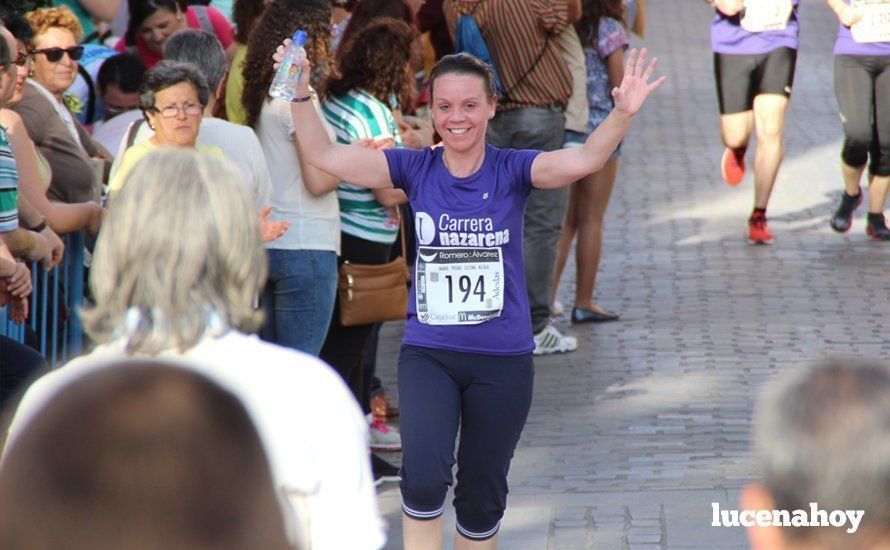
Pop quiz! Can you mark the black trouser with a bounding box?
[834,55,890,176]
[0,335,47,411]
[398,344,534,540]
[319,233,394,413]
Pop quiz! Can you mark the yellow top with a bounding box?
[108,140,224,195]
[225,45,249,126]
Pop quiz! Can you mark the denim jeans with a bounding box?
[0,335,47,411]
[260,248,338,357]
[487,106,567,333]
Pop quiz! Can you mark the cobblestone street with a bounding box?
[374,1,888,547]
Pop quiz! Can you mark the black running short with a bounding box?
[713,47,797,115]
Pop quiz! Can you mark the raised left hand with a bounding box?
[612,48,666,116]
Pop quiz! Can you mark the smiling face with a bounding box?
[431,73,496,155]
[30,27,79,96]
[138,7,188,55]
[146,81,202,147]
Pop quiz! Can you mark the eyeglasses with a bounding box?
[13,52,32,67]
[150,103,203,118]
[30,46,84,63]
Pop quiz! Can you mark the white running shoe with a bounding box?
[533,324,578,355]
[368,414,401,452]
[551,300,565,316]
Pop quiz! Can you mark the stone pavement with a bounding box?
[373,2,887,548]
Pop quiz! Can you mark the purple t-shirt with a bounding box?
[834,0,890,56]
[711,0,800,54]
[384,145,538,355]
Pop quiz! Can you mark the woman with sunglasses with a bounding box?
[108,61,222,196]
[10,7,112,206]
[0,11,103,236]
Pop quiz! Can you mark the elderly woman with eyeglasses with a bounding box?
[10,7,112,206]
[108,60,222,196]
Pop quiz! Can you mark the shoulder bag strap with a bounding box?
[466,1,552,101]
[126,119,145,149]
[193,6,216,35]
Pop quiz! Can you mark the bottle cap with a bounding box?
[292,30,307,47]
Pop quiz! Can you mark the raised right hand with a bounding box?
[273,39,312,97]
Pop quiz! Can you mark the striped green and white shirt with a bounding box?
[0,126,19,233]
[322,90,402,244]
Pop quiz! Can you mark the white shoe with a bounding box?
[533,324,578,355]
[550,300,565,316]
[368,414,401,452]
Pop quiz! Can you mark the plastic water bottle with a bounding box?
[269,30,308,101]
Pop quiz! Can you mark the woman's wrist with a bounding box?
[290,89,318,103]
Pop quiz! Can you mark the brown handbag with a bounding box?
[337,214,409,327]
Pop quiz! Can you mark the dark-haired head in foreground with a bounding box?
[0,361,293,550]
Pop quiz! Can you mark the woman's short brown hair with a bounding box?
[25,6,83,45]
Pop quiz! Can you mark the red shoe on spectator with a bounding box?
[721,147,745,186]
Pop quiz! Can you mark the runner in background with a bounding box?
[826,0,890,239]
[708,0,799,245]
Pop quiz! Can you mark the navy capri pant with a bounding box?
[397,344,534,541]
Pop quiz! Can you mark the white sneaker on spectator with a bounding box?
[551,300,565,316]
[368,413,401,452]
[533,324,578,355]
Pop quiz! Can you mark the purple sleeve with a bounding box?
[383,148,425,194]
[597,17,628,59]
[507,149,541,191]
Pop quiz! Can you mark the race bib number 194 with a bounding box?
[741,0,793,32]
[415,247,504,325]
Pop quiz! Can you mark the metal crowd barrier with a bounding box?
[0,232,85,368]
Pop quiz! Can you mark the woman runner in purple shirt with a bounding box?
[826,0,890,239]
[274,44,663,548]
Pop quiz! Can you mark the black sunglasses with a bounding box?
[30,46,84,63]
[13,52,32,67]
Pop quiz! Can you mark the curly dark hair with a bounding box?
[326,18,416,111]
[336,0,414,60]
[241,0,334,128]
[232,0,266,45]
[576,0,626,48]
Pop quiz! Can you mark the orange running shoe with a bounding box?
[748,212,773,245]
[721,147,745,186]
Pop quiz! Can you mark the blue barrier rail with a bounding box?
[0,232,85,368]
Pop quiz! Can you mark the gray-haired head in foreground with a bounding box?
[138,60,210,114]
[754,359,890,544]
[163,29,228,92]
[81,149,266,355]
